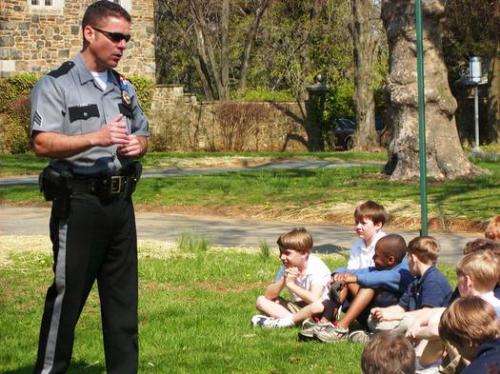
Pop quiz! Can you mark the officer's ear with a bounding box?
[82,25,96,45]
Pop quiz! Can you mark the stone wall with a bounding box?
[149,86,309,152]
[0,0,155,79]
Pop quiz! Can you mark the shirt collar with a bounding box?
[74,53,96,85]
[417,265,436,285]
[74,54,120,89]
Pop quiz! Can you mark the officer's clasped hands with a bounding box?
[117,134,143,157]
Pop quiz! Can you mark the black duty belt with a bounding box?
[71,175,129,196]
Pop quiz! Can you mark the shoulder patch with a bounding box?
[48,61,75,78]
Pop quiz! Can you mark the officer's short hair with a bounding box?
[82,0,131,29]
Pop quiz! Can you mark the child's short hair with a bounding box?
[376,234,407,263]
[463,238,500,255]
[439,296,499,349]
[456,250,500,291]
[354,201,388,226]
[485,216,500,241]
[277,227,313,254]
[407,236,440,264]
[361,332,415,374]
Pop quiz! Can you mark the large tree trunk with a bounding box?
[381,0,482,180]
[487,41,500,142]
[351,0,379,150]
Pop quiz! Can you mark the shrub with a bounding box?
[0,73,39,154]
[129,75,155,114]
[213,101,271,151]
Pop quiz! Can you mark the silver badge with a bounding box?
[122,90,132,106]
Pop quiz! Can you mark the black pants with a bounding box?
[34,193,138,374]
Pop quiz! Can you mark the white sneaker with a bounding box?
[261,317,294,329]
[251,314,271,327]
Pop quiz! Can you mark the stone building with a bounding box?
[0,0,155,79]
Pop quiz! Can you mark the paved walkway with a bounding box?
[0,205,480,265]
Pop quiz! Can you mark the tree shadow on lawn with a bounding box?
[4,361,105,374]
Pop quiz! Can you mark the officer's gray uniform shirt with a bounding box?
[30,53,149,175]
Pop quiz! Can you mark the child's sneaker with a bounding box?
[298,321,334,341]
[315,323,349,343]
[348,330,373,344]
[251,314,270,327]
[261,317,294,329]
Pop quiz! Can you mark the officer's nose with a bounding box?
[118,39,127,49]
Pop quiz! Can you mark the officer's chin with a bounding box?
[108,57,121,68]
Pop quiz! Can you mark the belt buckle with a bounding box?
[110,176,123,194]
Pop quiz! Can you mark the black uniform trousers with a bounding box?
[34,192,138,374]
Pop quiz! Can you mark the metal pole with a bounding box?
[415,0,428,236]
[473,85,480,152]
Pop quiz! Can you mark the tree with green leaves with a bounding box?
[155,0,272,100]
[442,0,499,144]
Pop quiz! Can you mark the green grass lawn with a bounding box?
[0,240,455,373]
[0,151,387,177]
[0,155,498,224]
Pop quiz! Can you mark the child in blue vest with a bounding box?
[299,234,414,342]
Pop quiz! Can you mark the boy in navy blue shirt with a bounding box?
[369,236,452,333]
[439,296,500,374]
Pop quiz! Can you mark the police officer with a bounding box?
[30,2,148,373]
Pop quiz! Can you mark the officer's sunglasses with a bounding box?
[92,26,131,43]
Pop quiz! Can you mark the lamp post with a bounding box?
[469,57,482,153]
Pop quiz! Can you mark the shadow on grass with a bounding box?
[4,361,105,374]
[312,244,349,257]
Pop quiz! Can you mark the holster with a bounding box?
[39,166,73,219]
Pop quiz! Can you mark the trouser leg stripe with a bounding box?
[42,220,68,374]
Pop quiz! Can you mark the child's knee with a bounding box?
[255,295,268,310]
[310,300,325,314]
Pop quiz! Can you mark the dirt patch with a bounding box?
[134,203,485,233]
[148,156,277,171]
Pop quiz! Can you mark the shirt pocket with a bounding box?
[66,104,101,134]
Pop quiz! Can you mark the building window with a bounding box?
[28,0,64,15]
[31,0,54,5]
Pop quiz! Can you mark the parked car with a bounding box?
[330,116,387,150]
[331,118,356,150]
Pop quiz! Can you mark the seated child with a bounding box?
[439,296,500,374]
[298,234,414,342]
[345,200,388,270]
[485,215,500,241]
[454,249,500,316]
[406,248,500,371]
[328,200,388,305]
[361,332,416,374]
[369,236,452,333]
[251,227,330,328]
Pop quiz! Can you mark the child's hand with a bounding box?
[333,272,357,284]
[370,307,384,321]
[284,267,300,284]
